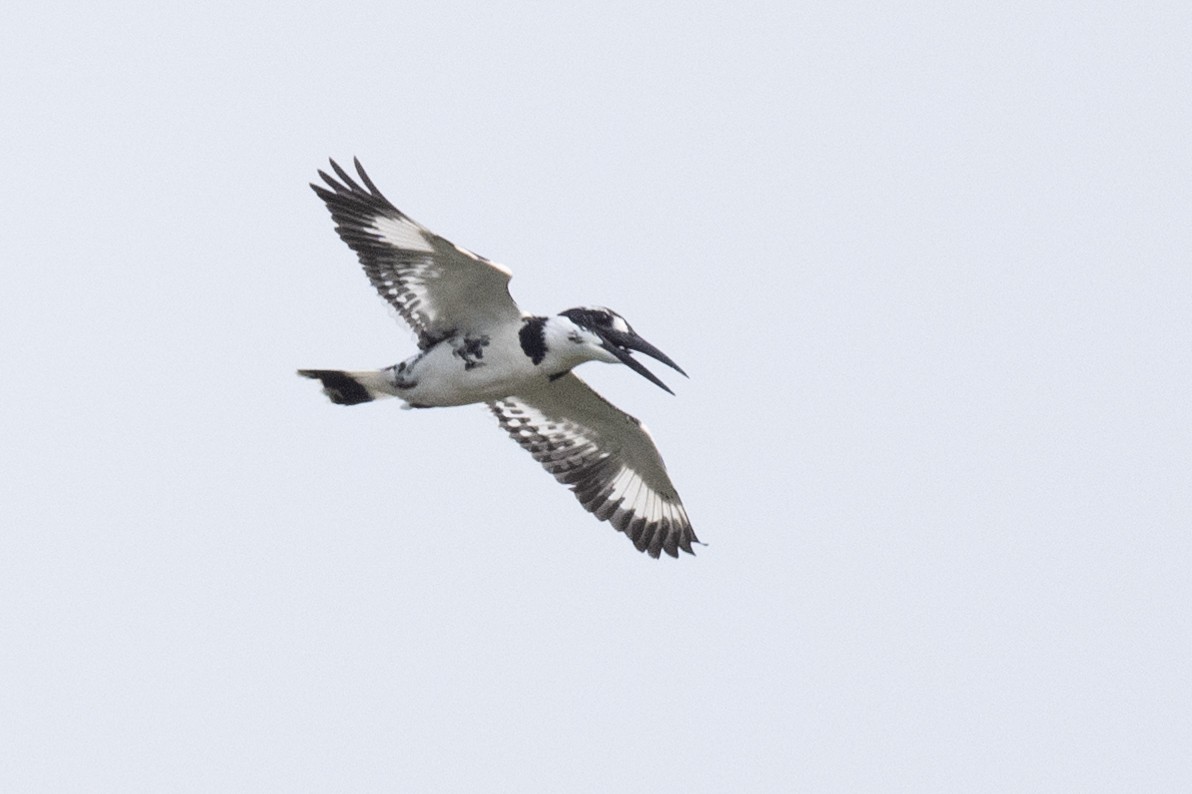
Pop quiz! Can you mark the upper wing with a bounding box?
[489,373,698,558]
[310,158,522,348]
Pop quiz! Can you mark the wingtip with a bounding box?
[314,167,340,192]
[312,157,394,208]
[328,158,357,189]
[353,157,383,196]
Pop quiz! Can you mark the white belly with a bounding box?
[384,331,548,407]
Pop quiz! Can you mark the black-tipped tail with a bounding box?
[298,369,376,405]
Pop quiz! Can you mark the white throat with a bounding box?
[539,315,618,373]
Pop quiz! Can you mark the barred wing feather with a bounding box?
[490,373,697,558]
[310,158,521,347]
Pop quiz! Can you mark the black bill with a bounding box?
[598,328,688,395]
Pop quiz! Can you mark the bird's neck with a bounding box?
[527,315,615,373]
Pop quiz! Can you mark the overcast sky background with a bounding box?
[2,2,1190,791]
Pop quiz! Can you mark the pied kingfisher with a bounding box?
[299,159,698,558]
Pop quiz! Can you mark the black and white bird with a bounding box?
[300,159,698,558]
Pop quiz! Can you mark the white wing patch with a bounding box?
[368,214,435,253]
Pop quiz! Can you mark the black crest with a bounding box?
[559,307,618,331]
[519,316,548,365]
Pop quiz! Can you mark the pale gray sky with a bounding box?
[2,2,1190,791]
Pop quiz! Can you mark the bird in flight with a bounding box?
[300,159,698,558]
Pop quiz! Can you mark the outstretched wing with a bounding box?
[311,158,522,348]
[489,374,698,558]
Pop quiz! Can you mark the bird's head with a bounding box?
[557,306,688,394]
